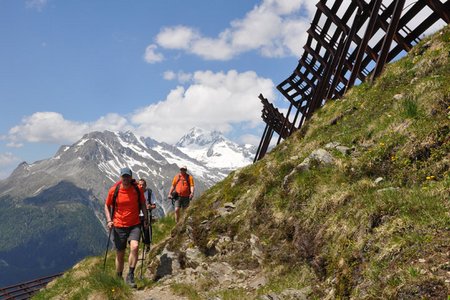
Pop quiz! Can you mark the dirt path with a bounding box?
[132,285,187,300]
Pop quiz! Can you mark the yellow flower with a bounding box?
[379,142,385,146]
[391,155,396,161]
[426,176,431,180]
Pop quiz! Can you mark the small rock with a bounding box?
[217,207,231,217]
[418,258,426,263]
[185,247,203,267]
[393,94,404,100]
[325,142,340,149]
[153,246,181,280]
[224,202,236,209]
[250,234,264,264]
[336,145,352,155]
[309,149,334,165]
[374,177,384,184]
[248,275,267,289]
[281,287,312,299]
[290,155,299,161]
[283,149,334,190]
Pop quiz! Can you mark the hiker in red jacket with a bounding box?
[104,167,147,288]
[168,165,195,223]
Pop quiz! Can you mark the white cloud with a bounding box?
[26,0,49,11]
[5,70,274,146]
[146,0,448,63]
[146,0,315,62]
[144,44,164,63]
[156,26,200,49]
[7,112,87,144]
[163,70,193,83]
[239,133,261,146]
[6,112,132,146]
[6,142,24,148]
[131,69,275,143]
[0,152,21,179]
[0,152,20,167]
[163,70,176,80]
[90,113,133,132]
[190,37,236,60]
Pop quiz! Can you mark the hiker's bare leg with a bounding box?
[116,249,125,274]
[175,207,181,223]
[128,240,139,268]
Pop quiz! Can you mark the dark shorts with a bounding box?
[174,196,190,209]
[113,224,141,251]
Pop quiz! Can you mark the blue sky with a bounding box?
[0,0,446,179]
[0,0,319,178]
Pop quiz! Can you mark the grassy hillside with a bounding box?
[165,24,449,299]
[35,25,449,299]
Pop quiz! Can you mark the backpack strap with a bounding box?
[111,184,121,219]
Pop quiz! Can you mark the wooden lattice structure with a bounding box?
[254,0,449,162]
[254,94,294,162]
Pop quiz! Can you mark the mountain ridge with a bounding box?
[0,127,255,287]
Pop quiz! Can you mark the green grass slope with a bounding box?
[35,25,449,299]
[166,25,449,299]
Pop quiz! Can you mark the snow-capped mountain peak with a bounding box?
[176,127,224,148]
[175,127,256,170]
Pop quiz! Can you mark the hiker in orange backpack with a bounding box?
[168,165,195,223]
[104,167,148,288]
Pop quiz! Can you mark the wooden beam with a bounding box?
[371,0,406,80]
[345,0,383,92]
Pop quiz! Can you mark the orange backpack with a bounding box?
[175,173,191,196]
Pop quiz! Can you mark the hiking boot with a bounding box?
[145,245,151,252]
[126,272,137,288]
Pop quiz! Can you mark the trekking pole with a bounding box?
[103,227,113,271]
[149,211,153,245]
[139,209,153,279]
[139,226,146,279]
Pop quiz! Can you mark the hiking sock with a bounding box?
[116,271,123,278]
[129,267,135,275]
